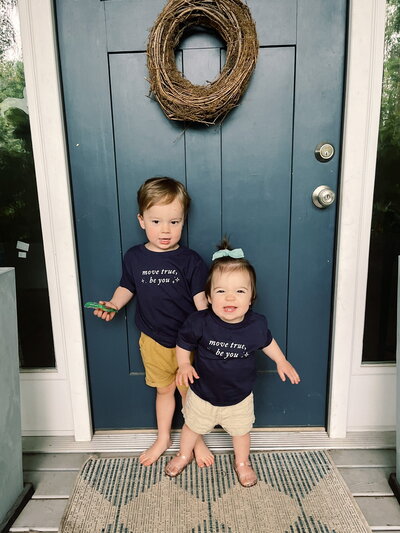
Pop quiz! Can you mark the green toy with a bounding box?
[84,302,118,313]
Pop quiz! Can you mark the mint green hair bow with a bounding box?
[212,248,245,261]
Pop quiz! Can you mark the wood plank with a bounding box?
[23,453,90,471]
[105,0,297,50]
[356,496,400,529]
[222,46,294,352]
[23,471,78,499]
[55,0,135,431]
[9,498,66,531]
[184,46,222,262]
[330,449,396,467]
[287,0,347,427]
[339,466,394,495]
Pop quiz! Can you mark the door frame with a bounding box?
[17,0,391,441]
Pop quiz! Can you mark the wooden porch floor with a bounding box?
[9,431,400,532]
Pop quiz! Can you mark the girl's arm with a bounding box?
[193,291,208,311]
[262,339,300,384]
[94,286,134,322]
[176,346,199,387]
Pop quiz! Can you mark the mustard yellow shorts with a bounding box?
[138,332,190,391]
[182,388,255,437]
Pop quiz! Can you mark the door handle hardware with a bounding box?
[312,185,336,209]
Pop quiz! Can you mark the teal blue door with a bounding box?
[56,0,347,430]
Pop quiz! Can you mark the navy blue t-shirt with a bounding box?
[177,309,273,406]
[120,244,208,348]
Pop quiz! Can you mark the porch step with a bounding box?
[357,496,400,530]
[23,453,89,471]
[9,498,66,531]
[23,471,78,499]
[330,449,396,467]
[22,430,395,453]
[10,446,400,532]
[20,463,397,499]
[11,496,400,532]
[339,467,395,495]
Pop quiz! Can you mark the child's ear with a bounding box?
[137,213,145,229]
[207,295,212,305]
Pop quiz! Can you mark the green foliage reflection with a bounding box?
[363,0,400,363]
[0,0,55,368]
[373,0,400,234]
[0,60,41,244]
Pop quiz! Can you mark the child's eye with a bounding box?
[237,289,246,294]
[215,289,225,294]
[171,220,181,225]
[152,220,159,224]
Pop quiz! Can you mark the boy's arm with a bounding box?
[94,286,134,322]
[193,291,208,311]
[176,345,199,387]
[261,339,300,384]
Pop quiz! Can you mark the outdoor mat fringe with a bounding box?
[60,450,372,533]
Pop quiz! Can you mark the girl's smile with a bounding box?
[208,269,253,323]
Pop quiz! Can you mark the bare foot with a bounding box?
[194,439,214,467]
[139,436,172,466]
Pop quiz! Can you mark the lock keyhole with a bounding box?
[315,142,335,162]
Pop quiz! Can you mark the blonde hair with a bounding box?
[205,237,257,302]
[137,177,191,216]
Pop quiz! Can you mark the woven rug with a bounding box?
[60,451,371,533]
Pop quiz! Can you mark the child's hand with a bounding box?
[93,300,118,322]
[176,363,199,387]
[276,360,300,384]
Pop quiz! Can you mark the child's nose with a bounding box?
[226,292,235,300]
[160,223,170,233]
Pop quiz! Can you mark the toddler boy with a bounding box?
[94,177,213,467]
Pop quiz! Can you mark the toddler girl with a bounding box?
[165,239,300,486]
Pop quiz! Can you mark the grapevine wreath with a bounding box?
[147,0,259,125]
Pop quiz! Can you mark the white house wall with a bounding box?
[17,0,394,440]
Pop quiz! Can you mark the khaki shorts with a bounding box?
[138,333,189,391]
[182,388,255,437]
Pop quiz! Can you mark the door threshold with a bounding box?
[22,430,395,453]
[95,426,326,435]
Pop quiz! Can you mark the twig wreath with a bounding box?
[147,0,259,125]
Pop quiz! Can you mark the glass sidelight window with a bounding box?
[362,0,400,364]
[0,1,55,368]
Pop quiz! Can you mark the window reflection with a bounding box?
[362,0,400,364]
[0,2,55,368]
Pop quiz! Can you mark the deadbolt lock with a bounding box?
[315,142,335,162]
[312,185,336,209]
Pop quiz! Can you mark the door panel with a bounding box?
[104,0,297,50]
[287,0,348,424]
[183,48,223,259]
[221,47,294,348]
[55,0,347,429]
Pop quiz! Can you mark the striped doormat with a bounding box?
[60,451,371,533]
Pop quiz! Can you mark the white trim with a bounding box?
[328,0,390,438]
[17,0,92,441]
[351,363,395,376]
